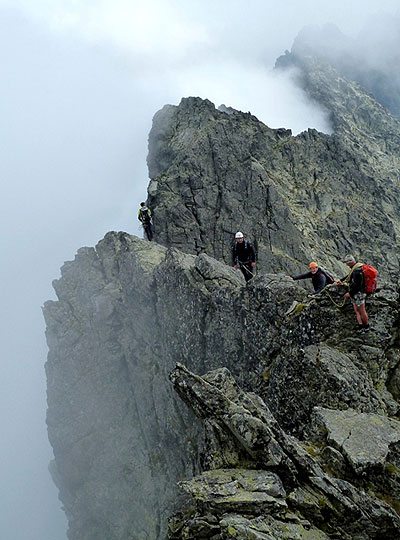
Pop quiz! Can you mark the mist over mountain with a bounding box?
[277,17,400,118]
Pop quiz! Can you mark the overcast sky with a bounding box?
[1,1,399,539]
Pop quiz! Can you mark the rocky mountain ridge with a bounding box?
[44,46,400,539]
[147,64,400,279]
[44,232,400,539]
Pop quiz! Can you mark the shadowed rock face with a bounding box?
[44,43,400,540]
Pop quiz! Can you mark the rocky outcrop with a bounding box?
[147,92,400,280]
[169,363,400,539]
[44,231,400,539]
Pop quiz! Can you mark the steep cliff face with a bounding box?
[44,234,250,539]
[44,231,400,539]
[45,46,400,540]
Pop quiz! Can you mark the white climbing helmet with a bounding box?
[235,231,244,239]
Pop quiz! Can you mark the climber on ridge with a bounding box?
[287,262,335,298]
[232,232,256,282]
[337,253,374,333]
[138,202,153,241]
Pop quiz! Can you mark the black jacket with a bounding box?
[292,269,327,295]
[232,240,256,265]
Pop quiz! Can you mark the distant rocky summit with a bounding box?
[44,36,400,540]
[277,22,400,120]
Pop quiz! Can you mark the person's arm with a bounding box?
[232,245,237,266]
[292,272,312,281]
[138,209,142,222]
[337,272,349,286]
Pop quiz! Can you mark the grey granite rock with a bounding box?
[169,364,400,539]
[147,93,400,280]
[44,39,400,539]
[312,408,400,474]
[219,515,330,540]
[44,233,400,538]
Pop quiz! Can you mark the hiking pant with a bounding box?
[143,223,153,241]
[239,262,254,282]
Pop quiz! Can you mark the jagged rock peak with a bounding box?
[146,90,400,280]
[45,33,400,540]
[277,21,400,120]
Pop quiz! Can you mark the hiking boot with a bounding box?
[358,324,371,334]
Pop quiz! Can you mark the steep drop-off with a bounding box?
[44,233,400,539]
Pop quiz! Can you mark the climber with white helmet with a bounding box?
[232,232,256,282]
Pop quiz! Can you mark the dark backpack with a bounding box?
[320,268,335,285]
[362,264,378,294]
[140,208,151,224]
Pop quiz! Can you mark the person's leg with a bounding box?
[358,304,369,325]
[353,304,363,324]
[240,265,248,281]
[244,263,254,282]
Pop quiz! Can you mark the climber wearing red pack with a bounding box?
[337,254,378,333]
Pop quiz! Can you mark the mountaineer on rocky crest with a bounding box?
[337,253,377,333]
[138,201,153,241]
[287,261,335,298]
[232,231,256,282]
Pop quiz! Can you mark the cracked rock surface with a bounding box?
[44,232,400,539]
[169,363,400,539]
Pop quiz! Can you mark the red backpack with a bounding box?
[362,264,378,294]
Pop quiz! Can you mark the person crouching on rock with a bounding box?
[232,231,256,282]
[337,253,369,333]
[287,262,334,298]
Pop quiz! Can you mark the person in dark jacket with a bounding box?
[288,262,333,298]
[138,202,153,241]
[337,254,369,333]
[232,231,256,282]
